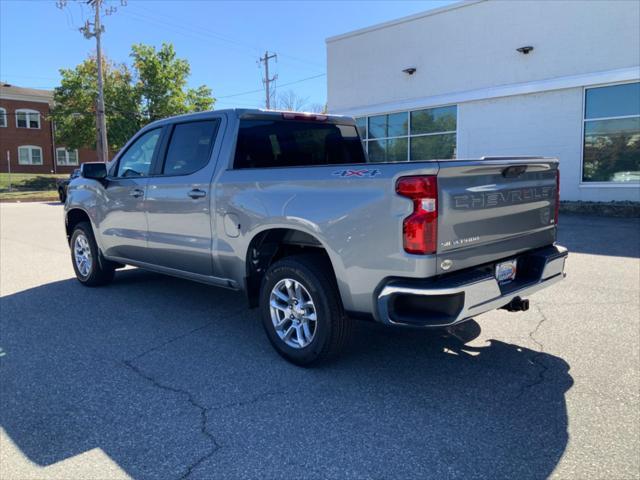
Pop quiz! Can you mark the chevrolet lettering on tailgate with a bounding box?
[452,185,556,210]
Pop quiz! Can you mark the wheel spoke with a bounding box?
[295,324,306,347]
[303,312,317,322]
[282,325,295,341]
[273,289,289,303]
[275,315,289,329]
[285,279,296,300]
[302,322,312,342]
[270,299,289,313]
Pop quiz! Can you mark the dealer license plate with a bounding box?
[495,259,518,284]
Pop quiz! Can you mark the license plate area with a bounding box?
[495,259,518,284]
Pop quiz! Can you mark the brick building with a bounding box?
[0,83,98,174]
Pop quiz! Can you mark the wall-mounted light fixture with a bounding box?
[516,46,534,54]
[402,67,417,75]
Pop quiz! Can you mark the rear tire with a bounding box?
[259,254,351,366]
[58,188,66,203]
[70,222,115,287]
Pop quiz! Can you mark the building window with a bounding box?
[18,146,43,165]
[367,112,408,162]
[583,82,640,183]
[16,109,41,129]
[355,104,457,162]
[0,107,6,127]
[56,148,79,166]
[410,106,457,161]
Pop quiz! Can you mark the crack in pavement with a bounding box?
[128,321,216,362]
[123,358,222,480]
[122,323,289,479]
[123,357,290,479]
[122,322,223,480]
[516,305,550,399]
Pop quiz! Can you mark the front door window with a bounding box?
[116,128,161,178]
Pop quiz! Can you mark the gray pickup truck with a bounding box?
[64,109,567,365]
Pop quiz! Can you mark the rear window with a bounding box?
[233,119,366,169]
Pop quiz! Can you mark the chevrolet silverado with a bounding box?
[64,109,567,365]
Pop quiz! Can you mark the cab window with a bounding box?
[116,128,161,177]
[162,120,219,175]
[234,120,366,169]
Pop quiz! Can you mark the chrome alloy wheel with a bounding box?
[74,233,93,277]
[269,278,317,349]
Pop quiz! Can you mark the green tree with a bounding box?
[131,43,213,121]
[52,57,140,152]
[52,42,214,154]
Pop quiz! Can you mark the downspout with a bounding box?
[49,105,57,174]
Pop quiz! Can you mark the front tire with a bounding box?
[259,254,351,366]
[70,222,115,287]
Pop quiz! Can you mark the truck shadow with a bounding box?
[0,269,572,479]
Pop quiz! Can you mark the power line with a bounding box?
[278,73,325,89]
[122,9,260,60]
[217,87,264,99]
[126,5,259,52]
[107,6,326,107]
[277,52,324,71]
[122,6,325,72]
[217,73,325,100]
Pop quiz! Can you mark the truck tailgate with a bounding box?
[436,157,558,273]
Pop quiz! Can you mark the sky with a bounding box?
[0,0,456,110]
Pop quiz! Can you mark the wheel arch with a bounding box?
[244,227,341,308]
[65,208,93,244]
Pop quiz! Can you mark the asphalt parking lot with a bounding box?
[1,202,638,480]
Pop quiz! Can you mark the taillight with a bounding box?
[396,175,438,254]
[555,169,560,225]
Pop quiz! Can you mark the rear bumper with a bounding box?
[376,244,567,327]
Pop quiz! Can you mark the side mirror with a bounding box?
[81,162,108,181]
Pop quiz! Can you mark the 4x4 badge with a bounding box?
[332,169,381,178]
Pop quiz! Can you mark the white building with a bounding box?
[326,0,640,202]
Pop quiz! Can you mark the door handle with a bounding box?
[129,188,144,198]
[188,189,206,199]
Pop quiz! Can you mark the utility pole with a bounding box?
[79,0,109,162]
[61,0,125,162]
[259,51,277,109]
[93,0,108,162]
[56,0,127,163]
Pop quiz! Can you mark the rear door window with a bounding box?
[162,120,219,175]
[234,120,366,169]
